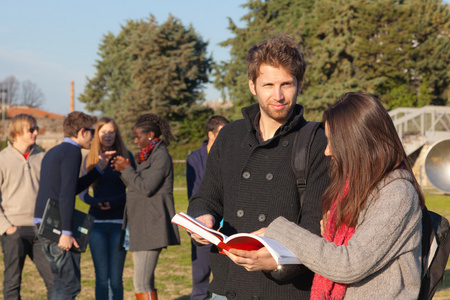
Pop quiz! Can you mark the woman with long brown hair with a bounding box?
[225,92,424,299]
[80,116,135,300]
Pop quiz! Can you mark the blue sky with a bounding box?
[1,1,449,115]
[0,1,248,114]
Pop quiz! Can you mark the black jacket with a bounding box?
[188,103,330,299]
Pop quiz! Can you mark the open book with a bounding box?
[171,212,300,265]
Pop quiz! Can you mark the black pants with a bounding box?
[0,226,53,300]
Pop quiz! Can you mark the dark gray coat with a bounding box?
[188,103,330,299]
[121,141,180,251]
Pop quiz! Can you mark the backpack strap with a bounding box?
[291,121,321,223]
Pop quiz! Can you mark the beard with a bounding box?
[259,101,295,124]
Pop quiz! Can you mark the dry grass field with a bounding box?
[1,192,449,299]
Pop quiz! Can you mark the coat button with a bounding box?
[236,210,244,217]
[242,171,251,179]
[265,173,273,181]
[258,214,266,222]
[282,140,289,147]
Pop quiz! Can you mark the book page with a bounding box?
[172,212,228,245]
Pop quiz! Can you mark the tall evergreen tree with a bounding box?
[79,15,213,144]
[217,0,450,120]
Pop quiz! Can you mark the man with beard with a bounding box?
[187,36,330,299]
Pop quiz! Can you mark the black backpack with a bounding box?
[291,121,321,223]
[419,207,450,299]
[291,121,450,299]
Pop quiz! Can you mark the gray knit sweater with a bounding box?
[265,169,422,300]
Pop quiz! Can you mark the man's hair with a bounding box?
[63,111,97,138]
[322,92,425,234]
[206,115,230,135]
[8,114,37,142]
[246,35,306,84]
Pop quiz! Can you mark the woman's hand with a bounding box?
[111,155,130,172]
[224,247,278,272]
[251,227,266,236]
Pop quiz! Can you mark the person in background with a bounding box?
[186,115,229,300]
[0,114,53,299]
[79,117,135,300]
[229,92,423,299]
[34,111,113,300]
[187,36,330,299]
[112,113,180,300]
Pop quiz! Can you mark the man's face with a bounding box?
[16,123,39,148]
[79,127,95,149]
[208,125,224,145]
[249,63,301,125]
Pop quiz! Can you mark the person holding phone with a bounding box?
[79,117,135,300]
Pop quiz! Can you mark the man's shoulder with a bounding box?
[218,119,246,135]
[187,147,202,159]
[0,144,20,161]
[43,142,81,162]
[0,144,12,156]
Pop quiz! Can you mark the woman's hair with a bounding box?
[322,92,425,231]
[134,114,173,146]
[86,117,129,171]
[8,114,37,142]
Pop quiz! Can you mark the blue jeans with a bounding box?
[40,237,81,300]
[0,226,53,300]
[89,222,126,300]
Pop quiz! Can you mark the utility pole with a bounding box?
[0,89,7,141]
[70,81,74,112]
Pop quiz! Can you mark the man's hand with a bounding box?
[58,234,79,251]
[111,155,130,173]
[190,214,215,245]
[99,201,111,210]
[98,150,117,171]
[224,247,278,272]
[320,210,330,237]
[5,226,17,235]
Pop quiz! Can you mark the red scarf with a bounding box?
[136,138,160,164]
[311,179,354,300]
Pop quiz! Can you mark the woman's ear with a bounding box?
[147,131,155,140]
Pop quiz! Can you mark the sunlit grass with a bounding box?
[1,192,449,299]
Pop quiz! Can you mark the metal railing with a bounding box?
[389,106,450,155]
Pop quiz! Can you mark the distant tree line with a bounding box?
[0,76,45,108]
[80,0,450,145]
